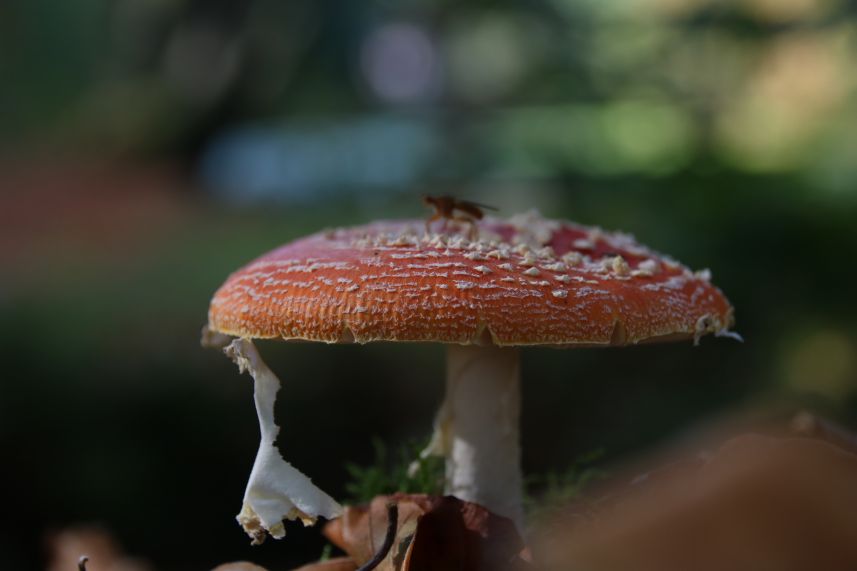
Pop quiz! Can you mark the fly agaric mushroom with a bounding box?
[205,210,737,539]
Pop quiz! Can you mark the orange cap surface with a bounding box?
[208,212,734,347]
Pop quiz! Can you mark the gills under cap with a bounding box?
[208,211,735,347]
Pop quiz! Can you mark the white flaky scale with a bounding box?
[224,338,342,544]
[508,209,561,246]
[542,262,567,272]
[633,259,660,277]
[535,246,556,259]
[611,255,631,276]
[695,268,712,282]
[464,251,488,261]
[562,251,583,265]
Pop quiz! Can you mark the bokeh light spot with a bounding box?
[784,329,856,399]
[361,22,438,104]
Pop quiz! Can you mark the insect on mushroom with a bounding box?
[422,195,497,239]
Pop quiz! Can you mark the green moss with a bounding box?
[344,438,445,503]
[344,437,605,524]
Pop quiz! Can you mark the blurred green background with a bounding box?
[3,0,857,569]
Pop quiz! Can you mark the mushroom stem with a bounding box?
[443,344,523,528]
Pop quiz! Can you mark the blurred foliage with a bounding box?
[5,0,857,190]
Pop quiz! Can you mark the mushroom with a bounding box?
[205,210,736,538]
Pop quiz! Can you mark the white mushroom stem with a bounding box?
[427,344,524,528]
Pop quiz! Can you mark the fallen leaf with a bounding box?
[290,557,357,571]
[211,563,270,571]
[321,494,527,571]
[45,526,152,571]
[538,434,857,571]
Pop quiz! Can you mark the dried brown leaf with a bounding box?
[211,563,270,571]
[538,434,857,571]
[290,557,357,571]
[45,526,152,571]
[322,494,527,571]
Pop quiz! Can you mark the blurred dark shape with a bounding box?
[46,526,151,571]
[163,21,243,106]
[211,563,270,571]
[309,494,528,571]
[537,433,857,571]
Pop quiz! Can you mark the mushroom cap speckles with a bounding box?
[207,214,735,347]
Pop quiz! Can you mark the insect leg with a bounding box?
[425,213,439,234]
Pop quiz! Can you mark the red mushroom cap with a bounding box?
[208,212,734,347]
